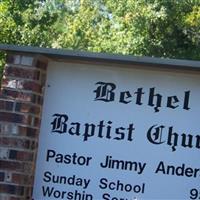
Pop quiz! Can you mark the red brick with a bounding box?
[0,92,6,99]
[6,55,20,65]
[0,112,33,126]
[0,123,18,135]
[15,102,40,115]
[41,72,47,85]
[35,95,43,105]
[0,112,24,124]
[33,117,41,127]
[1,54,48,199]
[0,137,37,150]
[10,197,23,200]
[2,78,20,90]
[0,172,5,181]
[37,95,43,105]
[1,78,9,88]
[18,126,39,138]
[6,54,14,64]
[22,81,42,93]
[0,183,24,196]
[12,173,33,185]
[0,100,14,111]
[2,79,42,93]
[0,160,33,173]
[1,89,44,105]
[2,89,32,102]
[35,60,47,70]
[4,66,40,81]
[9,150,34,161]
[31,141,38,150]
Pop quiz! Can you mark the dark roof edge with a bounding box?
[0,44,200,70]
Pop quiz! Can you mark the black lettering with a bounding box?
[67,192,73,200]
[155,161,166,174]
[42,186,54,197]
[196,135,200,148]
[167,96,179,109]
[119,91,132,104]
[148,87,162,112]
[134,87,144,105]
[105,121,112,139]
[114,127,125,140]
[94,82,116,102]
[55,153,63,163]
[97,120,105,138]
[46,149,56,162]
[127,123,135,141]
[51,114,68,134]
[43,171,51,182]
[147,125,165,144]
[167,127,178,152]
[183,91,190,110]
[99,178,108,189]
[83,123,96,141]
[64,154,71,164]
[102,193,110,200]
[68,122,80,135]
[181,134,193,148]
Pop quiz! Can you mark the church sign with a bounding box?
[33,57,200,199]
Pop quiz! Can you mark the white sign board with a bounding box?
[33,61,200,200]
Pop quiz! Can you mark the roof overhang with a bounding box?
[0,44,200,71]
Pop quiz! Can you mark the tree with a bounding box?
[0,0,59,46]
[0,0,60,78]
[0,0,200,79]
[53,0,200,60]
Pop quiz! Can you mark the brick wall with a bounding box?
[0,53,48,200]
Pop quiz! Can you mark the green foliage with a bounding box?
[52,0,200,60]
[0,52,5,81]
[0,0,59,80]
[1,0,199,58]
[0,0,199,80]
[0,0,59,47]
